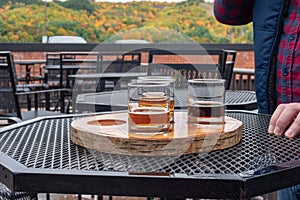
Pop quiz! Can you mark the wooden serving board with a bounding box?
[71,112,243,156]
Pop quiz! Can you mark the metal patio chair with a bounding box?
[0,51,68,126]
[96,51,142,91]
[147,49,236,90]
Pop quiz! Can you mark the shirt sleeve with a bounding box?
[213,0,254,25]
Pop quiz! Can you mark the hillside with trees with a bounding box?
[0,0,253,43]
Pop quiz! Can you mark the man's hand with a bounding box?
[268,103,300,138]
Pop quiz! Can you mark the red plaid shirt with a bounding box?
[276,0,300,105]
[214,0,300,105]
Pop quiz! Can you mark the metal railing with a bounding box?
[2,42,255,91]
[1,43,254,52]
[230,68,255,91]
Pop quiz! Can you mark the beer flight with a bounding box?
[127,77,226,137]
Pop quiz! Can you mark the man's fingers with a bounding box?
[268,104,286,134]
[284,113,300,138]
[273,106,298,135]
[268,103,300,138]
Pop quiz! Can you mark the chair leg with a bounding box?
[97,195,103,200]
[0,182,37,200]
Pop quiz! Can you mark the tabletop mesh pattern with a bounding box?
[0,112,299,176]
[225,91,256,105]
[81,90,257,109]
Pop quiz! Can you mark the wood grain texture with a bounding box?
[71,112,243,156]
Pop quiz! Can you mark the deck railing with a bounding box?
[230,68,255,91]
[2,42,255,91]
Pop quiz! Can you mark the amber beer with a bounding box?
[128,107,170,133]
[128,81,171,135]
[138,92,168,107]
[138,92,174,123]
[169,97,174,123]
[130,92,170,133]
[137,76,175,123]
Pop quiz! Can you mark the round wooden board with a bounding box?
[71,112,243,156]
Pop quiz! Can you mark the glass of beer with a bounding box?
[138,76,175,123]
[187,79,226,135]
[128,81,171,136]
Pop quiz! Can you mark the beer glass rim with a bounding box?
[128,81,169,87]
[138,76,174,80]
[136,79,174,84]
[188,79,226,84]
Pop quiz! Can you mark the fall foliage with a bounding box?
[0,0,253,43]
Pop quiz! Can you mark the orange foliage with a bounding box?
[114,25,121,32]
[57,28,68,35]
[11,35,19,41]
[133,10,138,15]
[147,11,155,18]
[196,20,205,26]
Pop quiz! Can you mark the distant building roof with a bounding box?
[115,39,149,44]
[47,36,87,43]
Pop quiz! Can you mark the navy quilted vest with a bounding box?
[252,0,289,114]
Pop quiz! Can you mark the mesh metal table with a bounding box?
[0,111,299,199]
[75,90,257,112]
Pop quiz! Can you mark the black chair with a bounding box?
[0,52,47,200]
[96,51,142,91]
[0,51,68,124]
[44,52,61,89]
[7,56,50,111]
[44,52,97,113]
[220,49,237,89]
[147,49,236,89]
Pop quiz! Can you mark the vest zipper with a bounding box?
[267,0,290,113]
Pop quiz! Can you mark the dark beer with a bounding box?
[188,101,225,134]
[188,101,225,119]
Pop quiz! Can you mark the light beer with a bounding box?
[127,81,171,136]
[169,97,174,123]
[138,92,174,123]
[138,92,168,107]
[128,107,170,133]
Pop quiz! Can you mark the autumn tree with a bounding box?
[57,0,96,14]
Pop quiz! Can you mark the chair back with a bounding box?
[46,52,60,65]
[97,52,142,73]
[220,50,236,89]
[0,51,21,119]
[45,52,98,89]
[94,51,142,92]
[45,53,61,88]
[147,49,236,89]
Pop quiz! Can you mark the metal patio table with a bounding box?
[0,111,299,199]
[44,65,97,88]
[69,72,150,91]
[69,72,159,92]
[44,65,97,71]
[75,90,257,113]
